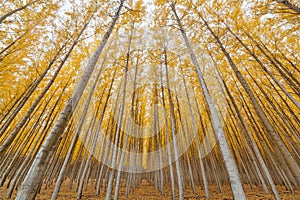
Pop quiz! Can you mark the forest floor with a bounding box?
[1,180,300,200]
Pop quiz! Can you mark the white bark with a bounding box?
[114,46,138,199]
[180,64,210,199]
[171,3,246,200]
[0,21,88,156]
[159,61,176,200]
[207,19,300,187]
[77,63,109,200]
[15,1,124,199]
[51,59,104,200]
[0,40,67,144]
[163,47,184,200]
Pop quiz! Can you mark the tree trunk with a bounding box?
[114,45,138,200]
[51,58,109,200]
[0,34,69,140]
[198,12,300,187]
[226,25,299,109]
[163,46,184,200]
[0,0,38,24]
[105,16,132,200]
[171,3,246,200]
[77,62,112,200]
[6,95,62,198]
[275,0,300,14]
[0,16,91,156]
[15,1,124,199]
[180,65,210,199]
[159,59,176,200]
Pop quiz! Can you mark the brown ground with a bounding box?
[1,180,300,200]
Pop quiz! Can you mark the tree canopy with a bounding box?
[0,0,299,199]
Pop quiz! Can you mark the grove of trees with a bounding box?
[0,0,299,199]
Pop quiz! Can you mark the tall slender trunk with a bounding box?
[235,78,295,191]
[6,90,63,198]
[0,15,92,156]
[226,25,299,109]
[0,89,56,187]
[0,34,70,140]
[250,35,300,94]
[153,77,164,195]
[0,31,28,58]
[197,11,300,186]
[51,59,110,200]
[95,78,123,196]
[208,51,281,198]
[77,63,113,199]
[163,47,184,200]
[225,88,281,198]
[15,2,124,199]
[174,91,196,195]
[114,46,139,200]
[0,85,29,125]
[105,12,131,199]
[0,0,39,24]
[179,65,209,199]
[159,59,176,200]
[171,3,246,199]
